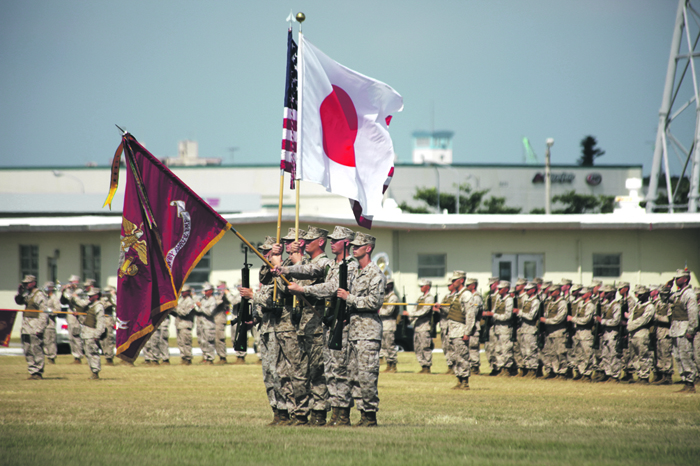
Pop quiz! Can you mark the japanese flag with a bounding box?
[299,36,403,227]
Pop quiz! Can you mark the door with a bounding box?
[492,254,517,283]
[517,254,543,281]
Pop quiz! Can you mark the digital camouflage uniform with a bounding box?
[253,284,282,410]
[627,297,656,381]
[467,292,484,372]
[215,288,241,361]
[409,291,435,369]
[653,293,673,380]
[44,288,61,361]
[490,291,515,372]
[78,296,105,376]
[174,293,196,362]
[440,290,457,370]
[15,285,49,377]
[670,283,698,384]
[599,298,622,379]
[100,291,116,362]
[62,286,84,361]
[517,292,541,372]
[446,287,478,383]
[379,290,399,365]
[142,324,164,363]
[543,296,569,376]
[571,296,596,377]
[197,293,217,362]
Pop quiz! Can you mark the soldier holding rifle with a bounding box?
[43,281,59,364]
[626,285,656,384]
[569,286,596,382]
[515,282,540,378]
[594,285,622,383]
[651,284,673,385]
[485,281,515,376]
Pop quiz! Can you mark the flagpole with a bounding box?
[273,169,284,302]
[291,12,306,311]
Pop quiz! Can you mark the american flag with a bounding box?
[281,29,298,189]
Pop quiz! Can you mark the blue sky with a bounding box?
[0,1,685,174]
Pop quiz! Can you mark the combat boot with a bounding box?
[619,370,634,383]
[581,375,592,383]
[268,408,280,426]
[461,376,470,390]
[637,378,650,385]
[216,357,227,365]
[27,374,42,380]
[445,366,455,375]
[536,365,545,378]
[419,366,431,374]
[652,371,661,383]
[235,356,246,365]
[652,373,671,385]
[292,415,309,426]
[161,360,170,365]
[364,411,378,427]
[336,408,351,427]
[452,377,463,389]
[48,358,56,364]
[354,410,367,427]
[382,362,391,373]
[105,358,114,366]
[677,382,696,393]
[89,372,99,380]
[73,358,82,364]
[471,366,480,375]
[519,368,528,377]
[326,407,339,426]
[311,410,327,426]
[389,362,398,373]
[277,410,292,426]
[489,367,501,376]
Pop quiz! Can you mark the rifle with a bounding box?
[233,247,252,352]
[510,293,519,343]
[592,301,602,350]
[429,285,438,339]
[565,300,574,349]
[536,300,547,350]
[479,293,493,344]
[328,243,349,351]
[615,298,629,353]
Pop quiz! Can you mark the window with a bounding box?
[418,253,446,278]
[188,250,212,285]
[593,254,621,277]
[81,244,101,286]
[20,245,38,280]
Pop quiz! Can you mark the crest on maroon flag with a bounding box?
[106,132,231,362]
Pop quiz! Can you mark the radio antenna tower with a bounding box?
[647,0,700,212]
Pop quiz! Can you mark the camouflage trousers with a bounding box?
[215,320,227,359]
[468,331,481,370]
[276,330,306,416]
[260,332,281,409]
[441,322,455,368]
[655,328,673,375]
[380,330,397,364]
[672,335,697,384]
[160,323,170,361]
[413,328,433,367]
[100,318,115,360]
[22,333,44,376]
[600,331,622,378]
[143,326,165,361]
[448,336,471,378]
[324,327,353,409]
[43,327,57,359]
[571,329,595,376]
[229,322,247,358]
[543,329,568,375]
[513,336,522,369]
[490,325,514,370]
[299,333,328,413]
[348,339,381,412]
[177,327,193,361]
[83,337,101,374]
[252,325,261,360]
[517,331,539,370]
[628,329,654,379]
[199,327,216,361]
[68,324,84,359]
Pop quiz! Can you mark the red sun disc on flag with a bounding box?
[320,85,358,167]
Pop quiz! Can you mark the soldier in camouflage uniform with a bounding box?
[626,285,656,384]
[174,285,196,364]
[444,272,478,389]
[15,275,49,379]
[379,279,399,373]
[616,282,636,383]
[277,226,333,426]
[516,282,540,378]
[337,232,385,427]
[77,288,106,379]
[214,281,240,364]
[485,281,515,376]
[438,279,457,374]
[482,277,500,373]
[651,285,673,385]
[142,321,163,365]
[43,281,59,364]
[196,283,217,364]
[541,284,569,379]
[100,285,116,365]
[595,285,622,382]
[569,286,596,381]
[669,268,698,393]
[510,279,527,372]
[408,279,435,374]
[61,275,84,364]
[464,278,483,374]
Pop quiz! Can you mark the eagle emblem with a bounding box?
[119,217,148,278]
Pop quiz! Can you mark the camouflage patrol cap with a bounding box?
[328,226,355,241]
[578,286,591,294]
[601,285,616,293]
[68,274,80,283]
[616,281,630,290]
[259,236,275,251]
[497,280,511,289]
[515,278,527,287]
[386,278,395,286]
[182,285,192,293]
[542,281,552,288]
[524,282,537,290]
[303,226,329,240]
[450,271,467,282]
[465,278,478,286]
[87,288,101,297]
[590,279,603,287]
[675,268,690,279]
[533,277,543,285]
[202,283,213,292]
[560,278,572,286]
[44,281,55,288]
[281,228,306,241]
[571,284,583,293]
[83,278,96,288]
[488,277,499,285]
[22,274,36,284]
[350,231,376,247]
[549,284,561,292]
[634,285,649,294]
[418,279,432,287]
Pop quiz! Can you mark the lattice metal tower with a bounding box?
[647,0,700,212]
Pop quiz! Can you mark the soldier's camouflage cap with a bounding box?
[515,278,527,287]
[281,228,306,241]
[634,285,649,294]
[350,231,375,247]
[182,285,192,292]
[202,283,213,291]
[560,279,572,286]
[488,276,499,285]
[675,268,690,279]
[44,281,55,288]
[533,277,543,285]
[601,285,616,293]
[524,282,537,290]
[578,286,591,294]
[68,274,80,283]
[616,281,630,290]
[259,236,275,251]
[303,226,329,240]
[465,278,478,286]
[450,270,466,282]
[87,288,101,297]
[83,278,96,287]
[497,280,511,289]
[386,278,394,286]
[549,284,561,292]
[542,281,553,288]
[418,279,432,287]
[21,274,36,283]
[590,279,603,287]
[328,226,355,241]
[571,284,583,293]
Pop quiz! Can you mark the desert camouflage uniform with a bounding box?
[16,287,49,376]
[511,292,525,370]
[409,292,435,368]
[440,291,457,369]
[571,298,596,377]
[670,285,698,384]
[467,293,484,371]
[197,294,217,362]
[100,292,116,361]
[62,287,84,360]
[159,314,171,362]
[78,298,105,375]
[653,295,673,377]
[215,288,241,359]
[142,324,164,362]
[599,299,622,378]
[543,296,568,376]
[447,288,478,379]
[627,300,656,380]
[483,291,497,369]
[491,293,515,372]
[517,294,541,371]
[225,288,245,359]
[617,294,636,376]
[379,290,399,365]
[44,291,61,360]
[174,294,196,362]
[346,262,385,413]
[253,284,282,409]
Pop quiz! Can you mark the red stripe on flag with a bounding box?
[282,140,297,152]
[283,118,297,131]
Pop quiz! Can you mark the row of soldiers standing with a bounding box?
[15,274,115,379]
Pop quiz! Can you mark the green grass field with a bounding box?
[1,347,698,466]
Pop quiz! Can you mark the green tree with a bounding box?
[642,175,690,212]
[400,184,521,214]
[577,135,605,166]
[530,190,615,214]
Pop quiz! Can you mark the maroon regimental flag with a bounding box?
[107,133,231,362]
[0,310,17,347]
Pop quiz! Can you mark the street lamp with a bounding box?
[545,138,554,214]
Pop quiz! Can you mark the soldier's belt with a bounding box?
[350,309,378,314]
[655,321,671,328]
[576,322,595,330]
[493,321,511,326]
